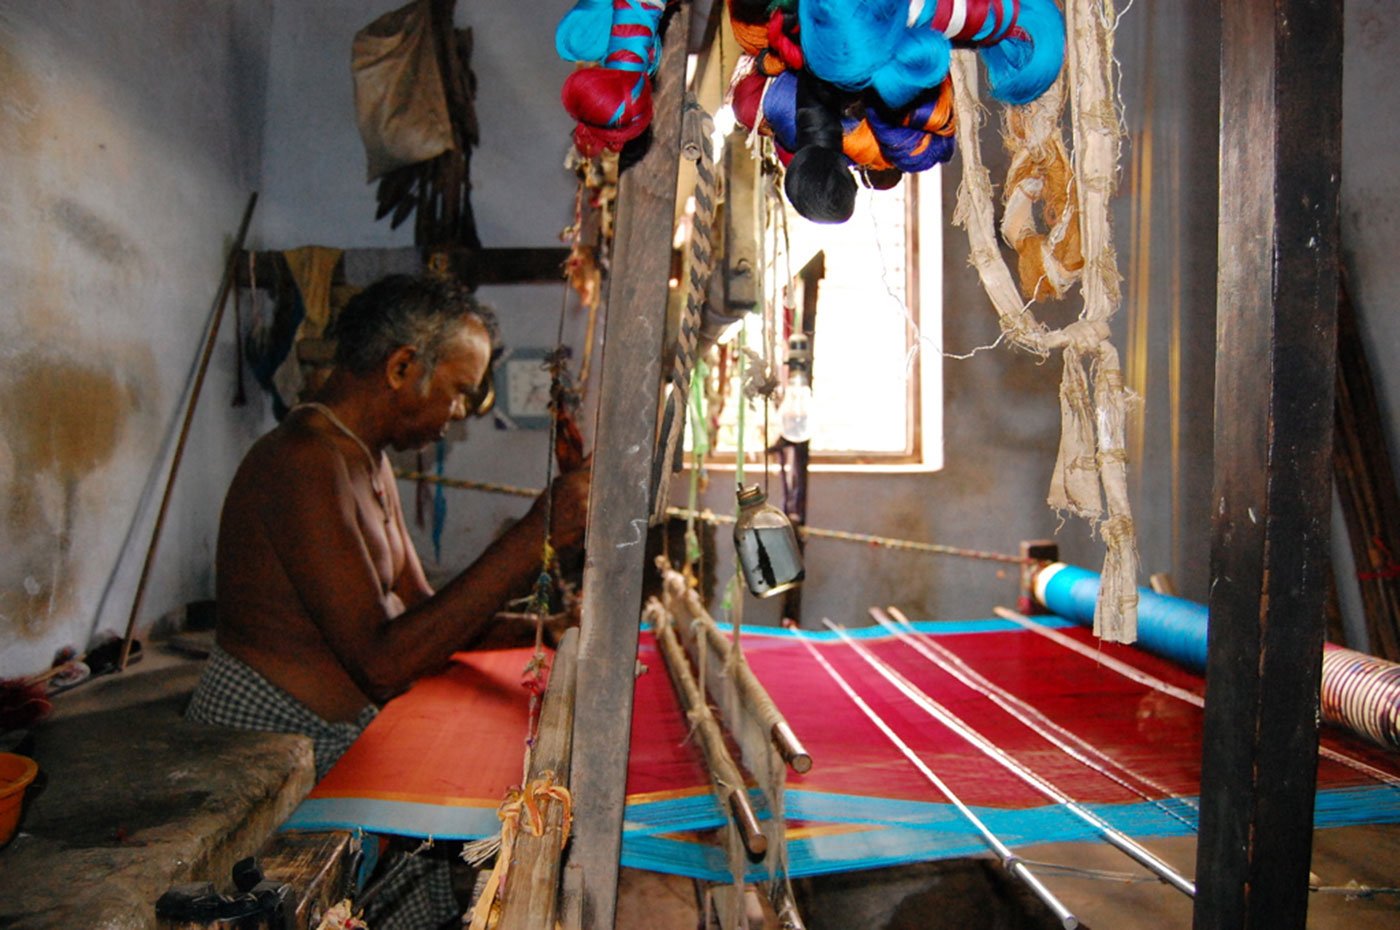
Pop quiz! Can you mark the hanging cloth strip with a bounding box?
[950,0,1140,643]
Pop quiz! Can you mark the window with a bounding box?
[694,172,942,471]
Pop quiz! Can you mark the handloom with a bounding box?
[279,571,1400,916]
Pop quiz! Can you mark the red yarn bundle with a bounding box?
[730,67,769,134]
[561,0,666,156]
[562,66,656,155]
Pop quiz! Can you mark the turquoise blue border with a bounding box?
[282,783,1400,883]
[282,796,501,839]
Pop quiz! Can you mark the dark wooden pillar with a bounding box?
[1193,2,1343,928]
[563,8,692,930]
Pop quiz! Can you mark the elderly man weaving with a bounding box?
[188,274,590,928]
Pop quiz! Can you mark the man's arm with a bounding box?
[387,471,435,608]
[261,439,589,703]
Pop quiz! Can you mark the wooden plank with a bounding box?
[497,630,579,930]
[258,831,358,930]
[564,6,693,929]
[1193,2,1343,928]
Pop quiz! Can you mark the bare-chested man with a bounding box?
[188,274,589,772]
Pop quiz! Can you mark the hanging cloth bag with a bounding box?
[351,0,454,181]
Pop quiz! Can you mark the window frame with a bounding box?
[691,171,943,474]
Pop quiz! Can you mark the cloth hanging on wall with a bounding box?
[351,0,481,248]
[352,0,455,181]
[271,246,345,411]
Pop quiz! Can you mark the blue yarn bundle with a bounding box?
[761,70,801,154]
[798,0,1064,109]
[555,0,614,63]
[864,91,957,172]
[979,0,1066,105]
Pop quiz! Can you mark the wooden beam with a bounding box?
[234,247,569,290]
[564,6,693,929]
[1193,2,1342,928]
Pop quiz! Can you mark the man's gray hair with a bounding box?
[329,274,500,377]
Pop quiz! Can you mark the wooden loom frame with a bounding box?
[558,2,1347,929]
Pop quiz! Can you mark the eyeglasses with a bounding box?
[464,358,496,418]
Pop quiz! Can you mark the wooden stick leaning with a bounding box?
[119,192,259,670]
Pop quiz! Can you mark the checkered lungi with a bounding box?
[187,645,460,929]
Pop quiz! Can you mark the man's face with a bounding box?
[391,320,492,451]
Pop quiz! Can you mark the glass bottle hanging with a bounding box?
[733,484,804,598]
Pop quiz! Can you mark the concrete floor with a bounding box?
[610,823,1400,930]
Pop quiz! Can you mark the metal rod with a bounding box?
[873,606,1198,828]
[789,628,1078,929]
[824,618,1197,898]
[119,192,258,670]
[993,606,1400,790]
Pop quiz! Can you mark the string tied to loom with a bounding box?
[467,775,575,930]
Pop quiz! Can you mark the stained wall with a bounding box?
[0,1,273,677]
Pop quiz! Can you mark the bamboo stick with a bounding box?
[497,628,579,930]
[652,607,767,859]
[119,192,258,670]
[657,561,813,773]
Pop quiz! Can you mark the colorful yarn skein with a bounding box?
[782,70,858,223]
[799,0,1064,109]
[559,0,668,156]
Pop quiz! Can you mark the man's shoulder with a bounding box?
[236,419,345,489]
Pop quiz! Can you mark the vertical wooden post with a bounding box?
[497,630,578,930]
[565,8,692,930]
[1193,2,1342,928]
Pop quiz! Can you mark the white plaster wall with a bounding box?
[0,0,274,678]
[256,0,593,582]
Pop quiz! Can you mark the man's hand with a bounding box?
[541,458,591,550]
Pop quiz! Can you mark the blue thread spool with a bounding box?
[1034,562,1210,673]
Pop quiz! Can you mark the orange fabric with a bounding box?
[309,647,541,808]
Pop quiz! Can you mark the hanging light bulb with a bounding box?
[778,334,814,443]
[733,484,805,598]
